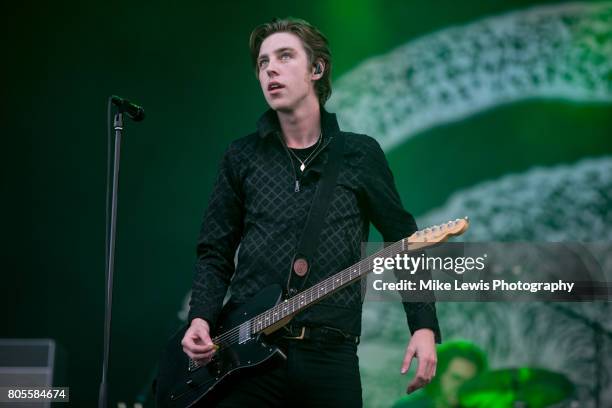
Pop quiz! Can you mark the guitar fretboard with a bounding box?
[249,237,413,334]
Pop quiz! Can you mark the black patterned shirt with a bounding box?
[188,108,441,340]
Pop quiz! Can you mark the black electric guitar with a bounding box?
[155,218,469,407]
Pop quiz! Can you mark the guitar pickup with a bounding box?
[239,322,252,344]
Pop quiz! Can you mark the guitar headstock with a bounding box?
[407,217,470,244]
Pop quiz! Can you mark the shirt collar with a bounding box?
[256,106,340,140]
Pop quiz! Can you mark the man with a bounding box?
[392,341,488,408]
[181,17,441,406]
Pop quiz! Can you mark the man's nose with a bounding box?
[266,68,278,78]
[266,61,278,77]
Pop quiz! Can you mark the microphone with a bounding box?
[111,95,145,122]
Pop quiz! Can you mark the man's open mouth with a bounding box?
[268,82,285,91]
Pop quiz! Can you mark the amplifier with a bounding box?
[0,339,56,408]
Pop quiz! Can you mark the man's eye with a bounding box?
[259,60,268,68]
[281,53,291,60]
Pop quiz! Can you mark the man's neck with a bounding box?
[276,100,321,149]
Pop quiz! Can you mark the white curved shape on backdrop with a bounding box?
[328,2,612,150]
[421,155,612,241]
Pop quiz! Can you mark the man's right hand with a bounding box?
[181,318,216,365]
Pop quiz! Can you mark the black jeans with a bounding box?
[207,337,362,407]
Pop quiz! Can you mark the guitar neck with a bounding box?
[246,217,469,335]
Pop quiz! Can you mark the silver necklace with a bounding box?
[288,131,322,172]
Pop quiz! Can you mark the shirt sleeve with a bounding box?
[361,136,442,343]
[187,142,245,331]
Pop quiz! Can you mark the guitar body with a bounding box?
[155,285,287,408]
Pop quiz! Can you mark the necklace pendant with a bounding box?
[300,163,306,172]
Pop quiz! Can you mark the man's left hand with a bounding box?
[400,328,437,394]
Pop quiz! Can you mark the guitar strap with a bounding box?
[286,132,346,297]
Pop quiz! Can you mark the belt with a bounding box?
[281,325,360,344]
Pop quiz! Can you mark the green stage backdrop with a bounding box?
[5,1,612,406]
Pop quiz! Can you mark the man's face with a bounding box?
[257,32,317,111]
[439,357,478,407]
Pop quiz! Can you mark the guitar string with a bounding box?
[212,242,406,352]
[208,239,408,349]
[208,221,457,349]
[209,229,443,350]
[211,229,450,350]
[208,244,395,350]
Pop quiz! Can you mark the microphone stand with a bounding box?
[98,111,124,408]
